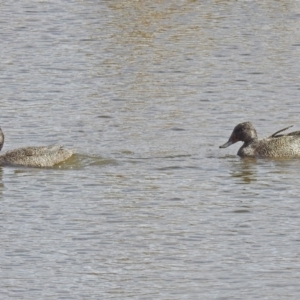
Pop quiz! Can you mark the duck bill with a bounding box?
[219,140,235,148]
[219,134,238,148]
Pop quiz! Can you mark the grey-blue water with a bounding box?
[1,1,300,299]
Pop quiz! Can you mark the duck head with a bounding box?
[219,122,258,148]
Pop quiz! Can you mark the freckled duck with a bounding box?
[0,127,73,167]
[219,122,300,158]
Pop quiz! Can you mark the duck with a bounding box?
[219,122,300,158]
[0,127,73,167]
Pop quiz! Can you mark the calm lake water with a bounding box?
[2,1,300,299]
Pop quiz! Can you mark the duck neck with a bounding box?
[243,137,258,147]
[0,128,4,151]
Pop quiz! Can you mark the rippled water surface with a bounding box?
[2,1,300,299]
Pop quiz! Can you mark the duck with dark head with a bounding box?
[219,122,300,158]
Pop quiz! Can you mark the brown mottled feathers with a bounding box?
[0,128,73,167]
[220,122,300,158]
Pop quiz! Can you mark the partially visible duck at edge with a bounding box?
[219,122,300,158]
[0,127,73,167]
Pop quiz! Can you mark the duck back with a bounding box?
[0,145,73,167]
[238,136,300,158]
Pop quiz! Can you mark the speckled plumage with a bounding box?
[0,128,73,167]
[219,122,300,158]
